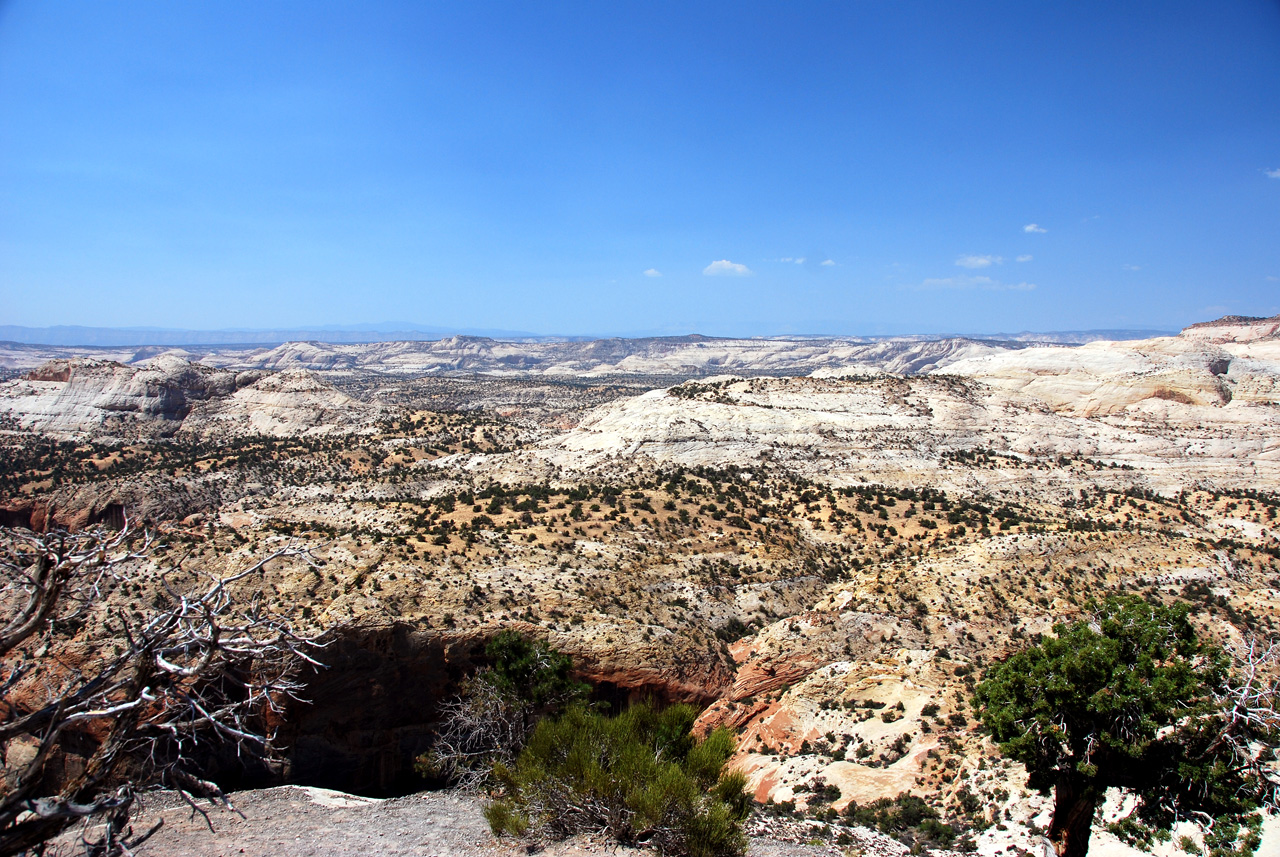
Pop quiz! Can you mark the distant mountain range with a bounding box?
[0,324,1176,348]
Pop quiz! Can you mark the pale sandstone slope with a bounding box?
[0,356,370,437]
[461,369,1280,495]
[936,337,1237,415]
[192,368,369,436]
[1180,313,1280,343]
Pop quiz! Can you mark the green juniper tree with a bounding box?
[973,596,1279,857]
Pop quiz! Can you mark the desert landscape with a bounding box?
[3,316,1278,855]
[6,5,1277,854]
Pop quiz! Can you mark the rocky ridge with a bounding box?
[458,367,1279,495]
[190,335,1022,378]
[0,355,370,437]
[1181,313,1280,343]
[0,334,1021,378]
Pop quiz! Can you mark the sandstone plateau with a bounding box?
[3,315,1278,855]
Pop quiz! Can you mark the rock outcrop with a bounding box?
[0,357,367,437]
[1181,313,1280,343]
[465,369,1280,494]
[1,355,240,435]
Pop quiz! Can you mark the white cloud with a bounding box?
[1016,254,1033,262]
[643,268,662,277]
[1266,168,1280,179]
[794,257,806,265]
[956,254,1003,269]
[1023,223,1047,233]
[821,259,835,266]
[703,259,752,276]
[917,275,1035,291]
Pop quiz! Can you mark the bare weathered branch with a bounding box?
[0,523,321,857]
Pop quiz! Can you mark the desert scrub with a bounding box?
[843,793,966,851]
[416,630,587,789]
[486,702,751,857]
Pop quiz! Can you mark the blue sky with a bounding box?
[1,1,1278,337]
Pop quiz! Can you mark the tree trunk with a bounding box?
[1048,776,1100,857]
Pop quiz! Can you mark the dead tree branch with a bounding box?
[0,522,322,857]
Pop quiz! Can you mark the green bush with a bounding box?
[482,629,585,710]
[416,631,587,789]
[844,793,957,848]
[486,702,750,857]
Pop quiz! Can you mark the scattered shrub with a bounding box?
[715,617,750,643]
[486,702,750,856]
[416,631,586,789]
[844,793,957,848]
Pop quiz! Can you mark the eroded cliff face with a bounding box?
[5,356,241,435]
[0,356,367,437]
[0,476,229,531]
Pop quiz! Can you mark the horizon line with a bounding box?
[0,321,1186,350]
